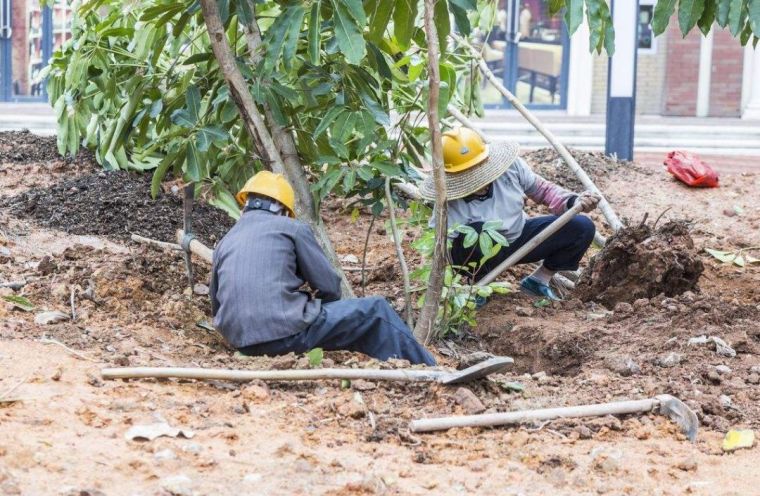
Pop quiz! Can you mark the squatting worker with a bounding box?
[209,171,436,365]
[420,127,601,301]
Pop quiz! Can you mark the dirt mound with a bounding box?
[523,148,647,191]
[575,221,704,306]
[0,130,96,165]
[3,170,234,246]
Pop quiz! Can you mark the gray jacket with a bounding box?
[209,210,341,348]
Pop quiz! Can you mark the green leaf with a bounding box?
[185,142,201,182]
[463,229,477,248]
[548,0,565,16]
[533,298,551,308]
[343,0,367,25]
[182,52,214,65]
[331,0,367,64]
[678,0,706,36]
[750,0,760,36]
[308,1,321,64]
[498,381,525,393]
[149,99,163,118]
[717,0,731,26]
[369,0,394,41]
[705,248,738,263]
[282,5,306,69]
[564,0,584,35]
[150,151,177,198]
[698,0,717,34]
[171,109,195,128]
[3,295,34,312]
[652,0,677,36]
[186,85,201,122]
[394,0,418,49]
[478,231,493,258]
[360,93,390,126]
[236,0,254,26]
[449,2,471,36]
[434,0,451,52]
[314,107,344,138]
[729,0,747,36]
[218,0,230,25]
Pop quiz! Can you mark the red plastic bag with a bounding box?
[664,151,719,188]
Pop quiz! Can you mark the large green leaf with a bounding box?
[449,3,471,36]
[308,1,321,64]
[369,0,395,42]
[434,0,451,52]
[394,0,418,49]
[564,0,584,35]
[282,4,306,69]
[678,0,706,36]
[652,0,677,35]
[750,0,760,36]
[185,142,201,182]
[717,0,732,26]
[697,0,717,34]
[728,0,747,36]
[331,0,367,64]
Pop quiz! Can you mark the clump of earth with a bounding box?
[575,220,704,307]
[3,170,234,246]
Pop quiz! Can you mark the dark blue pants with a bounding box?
[238,296,436,365]
[450,215,596,282]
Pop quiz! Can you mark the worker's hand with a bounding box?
[577,191,601,213]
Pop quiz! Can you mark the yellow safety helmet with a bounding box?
[236,171,296,218]
[442,127,489,173]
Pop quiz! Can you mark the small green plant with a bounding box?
[705,247,760,268]
[411,222,511,338]
[2,295,34,312]
[305,348,324,367]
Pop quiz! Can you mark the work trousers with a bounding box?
[238,296,436,365]
[450,215,596,283]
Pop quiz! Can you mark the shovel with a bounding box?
[409,394,699,442]
[101,356,513,385]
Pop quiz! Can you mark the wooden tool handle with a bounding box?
[410,398,657,433]
[177,229,213,264]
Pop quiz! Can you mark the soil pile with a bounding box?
[0,130,95,165]
[575,221,704,307]
[523,148,647,191]
[3,170,234,246]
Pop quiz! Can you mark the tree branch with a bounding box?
[385,178,414,329]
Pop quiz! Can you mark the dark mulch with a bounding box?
[3,170,235,246]
[0,130,96,165]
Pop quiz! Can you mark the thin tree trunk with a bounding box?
[200,0,353,297]
[385,178,414,329]
[413,0,448,345]
[241,4,353,297]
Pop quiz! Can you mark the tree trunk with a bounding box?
[413,0,448,345]
[200,0,353,297]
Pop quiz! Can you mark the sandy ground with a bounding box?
[1,134,759,495]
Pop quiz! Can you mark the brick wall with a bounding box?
[590,30,668,115]
[662,19,700,115]
[708,28,743,117]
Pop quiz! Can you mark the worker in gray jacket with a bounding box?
[209,171,436,366]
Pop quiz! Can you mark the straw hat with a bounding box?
[419,138,520,201]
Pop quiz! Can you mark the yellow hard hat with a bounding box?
[442,127,489,173]
[236,171,296,218]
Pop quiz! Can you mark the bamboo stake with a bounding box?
[452,34,623,232]
[385,178,414,329]
[478,202,585,286]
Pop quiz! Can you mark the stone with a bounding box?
[613,302,633,315]
[243,473,263,484]
[576,425,593,439]
[181,443,203,454]
[161,475,193,496]
[453,387,486,414]
[34,311,69,325]
[719,395,733,409]
[711,337,736,358]
[676,457,698,472]
[192,284,209,296]
[715,365,732,375]
[515,306,533,317]
[633,298,650,310]
[706,370,722,384]
[0,247,12,263]
[154,449,177,461]
[340,254,359,264]
[750,365,760,374]
[746,373,760,385]
[604,356,641,377]
[241,383,270,402]
[657,352,681,368]
[590,447,622,474]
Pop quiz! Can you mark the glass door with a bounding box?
[482,0,570,110]
[0,0,72,102]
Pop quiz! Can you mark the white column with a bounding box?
[567,18,593,116]
[696,29,713,117]
[742,45,760,120]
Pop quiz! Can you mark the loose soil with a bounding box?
[576,220,704,306]
[1,132,760,495]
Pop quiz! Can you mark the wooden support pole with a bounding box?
[478,202,584,286]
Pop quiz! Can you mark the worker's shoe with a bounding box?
[519,276,561,301]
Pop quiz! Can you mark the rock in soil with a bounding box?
[575,221,703,307]
[34,310,69,325]
[453,387,486,414]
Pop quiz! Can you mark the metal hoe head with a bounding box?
[656,394,699,443]
[440,356,514,384]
